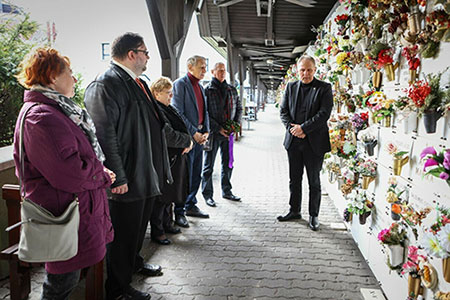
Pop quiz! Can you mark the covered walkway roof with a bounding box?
[196,0,337,90]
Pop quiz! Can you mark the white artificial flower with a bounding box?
[421,231,446,258]
[437,223,450,254]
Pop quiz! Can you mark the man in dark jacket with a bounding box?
[84,32,172,300]
[278,55,333,231]
[202,62,243,207]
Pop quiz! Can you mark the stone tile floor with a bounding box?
[0,104,380,299]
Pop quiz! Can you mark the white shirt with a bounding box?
[112,60,137,80]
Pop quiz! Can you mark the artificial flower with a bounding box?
[421,231,446,258]
[420,146,437,159]
[438,223,450,252]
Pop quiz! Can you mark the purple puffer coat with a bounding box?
[13,90,114,274]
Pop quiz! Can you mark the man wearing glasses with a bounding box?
[85,32,172,300]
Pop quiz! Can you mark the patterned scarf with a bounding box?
[30,85,105,162]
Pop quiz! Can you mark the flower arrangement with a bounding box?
[420,146,450,186]
[357,130,376,143]
[420,207,450,258]
[335,14,350,26]
[336,51,352,72]
[346,190,374,215]
[406,79,431,111]
[356,159,378,177]
[394,96,415,112]
[223,120,241,135]
[378,223,408,246]
[372,98,395,122]
[402,45,421,71]
[385,143,409,159]
[369,42,394,69]
[386,176,406,204]
[401,245,426,276]
[351,112,369,132]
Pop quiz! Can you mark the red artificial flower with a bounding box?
[375,49,394,67]
[407,80,431,108]
[360,112,369,121]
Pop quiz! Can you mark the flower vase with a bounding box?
[339,128,346,141]
[388,245,404,267]
[359,211,371,225]
[401,110,418,134]
[423,110,442,134]
[354,173,360,184]
[372,71,382,89]
[409,69,417,84]
[328,171,337,184]
[384,63,397,82]
[361,176,375,190]
[337,103,342,114]
[391,203,401,221]
[393,156,409,176]
[408,6,422,36]
[365,140,377,156]
[444,257,450,283]
[407,274,421,299]
[383,116,392,127]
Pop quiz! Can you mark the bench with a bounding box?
[0,184,103,300]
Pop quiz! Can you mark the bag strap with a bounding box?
[19,103,39,199]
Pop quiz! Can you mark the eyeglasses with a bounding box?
[131,49,149,56]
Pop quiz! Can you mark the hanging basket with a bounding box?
[387,245,404,267]
[361,176,375,190]
[393,156,409,176]
[364,140,377,156]
[359,211,371,225]
[401,110,418,134]
[372,71,382,89]
[407,274,422,299]
[423,110,442,134]
[384,63,397,82]
[444,257,450,283]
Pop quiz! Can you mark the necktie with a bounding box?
[135,78,159,120]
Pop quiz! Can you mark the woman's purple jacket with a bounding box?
[13,90,114,274]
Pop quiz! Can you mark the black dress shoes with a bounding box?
[136,263,163,277]
[223,194,241,201]
[113,286,151,300]
[175,214,189,228]
[185,205,209,218]
[164,226,181,234]
[205,197,216,207]
[309,216,320,231]
[277,212,302,222]
[151,236,171,245]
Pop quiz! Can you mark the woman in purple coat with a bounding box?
[13,48,115,299]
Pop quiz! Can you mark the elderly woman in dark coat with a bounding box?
[150,77,193,244]
[13,48,115,299]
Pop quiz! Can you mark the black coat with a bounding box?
[84,63,173,202]
[280,78,333,155]
[157,102,191,205]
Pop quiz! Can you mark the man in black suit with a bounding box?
[85,32,172,300]
[278,55,333,231]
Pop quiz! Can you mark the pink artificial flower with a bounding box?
[378,229,389,242]
[385,143,398,155]
[423,158,438,171]
[444,150,450,170]
[439,172,449,180]
[420,146,437,159]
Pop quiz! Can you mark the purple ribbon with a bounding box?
[228,133,234,169]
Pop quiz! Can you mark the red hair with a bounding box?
[16,47,70,88]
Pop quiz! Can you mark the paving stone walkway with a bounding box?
[0,104,380,300]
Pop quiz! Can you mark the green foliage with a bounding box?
[0,14,41,146]
[72,73,86,108]
[424,70,447,112]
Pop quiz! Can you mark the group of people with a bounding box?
[12,31,332,300]
[13,32,242,300]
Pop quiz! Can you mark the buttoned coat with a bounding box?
[280,79,333,155]
[13,91,114,274]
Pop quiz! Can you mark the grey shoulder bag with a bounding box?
[6,103,80,263]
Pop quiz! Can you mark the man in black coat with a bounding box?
[278,55,333,231]
[202,62,243,207]
[84,32,172,300]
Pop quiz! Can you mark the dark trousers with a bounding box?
[287,139,324,217]
[42,269,81,300]
[151,201,173,237]
[105,197,154,297]
[201,135,233,198]
[181,143,203,211]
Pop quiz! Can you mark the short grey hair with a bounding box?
[297,55,316,67]
[187,55,206,67]
[212,62,226,70]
